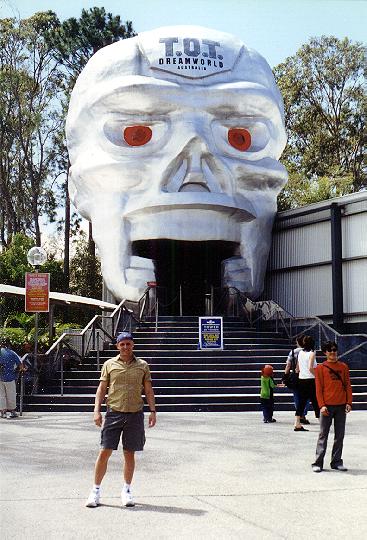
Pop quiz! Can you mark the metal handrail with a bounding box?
[339,339,367,359]
[228,289,367,362]
[40,288,160,396]
[45,298,132,356]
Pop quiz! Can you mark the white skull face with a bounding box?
[66,26,287,301]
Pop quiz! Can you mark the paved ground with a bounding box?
[1,411,367,539]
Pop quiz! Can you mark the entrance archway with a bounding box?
[132,240,238,315]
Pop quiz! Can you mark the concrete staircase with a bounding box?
[22,316,367,412]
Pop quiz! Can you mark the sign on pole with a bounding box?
[199,316,223,350]
[25,272,50,313]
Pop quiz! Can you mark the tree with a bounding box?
[69,237,102,299]
[0,232,65,288]
[0,12,64,246]
[0,233,34,287]
[46,7,136,289]
[47,6,135,83]
[275,36,366,209]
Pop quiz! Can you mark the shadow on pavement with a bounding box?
[339,469,367,476]
[99,503,207,515]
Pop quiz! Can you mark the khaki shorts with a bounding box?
[100,409,145,451]
[0,380,17,410]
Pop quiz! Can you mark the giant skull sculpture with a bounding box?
[66,26,287,302]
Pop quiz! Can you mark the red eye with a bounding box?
[124,126,152,146]
[228,128,251,151]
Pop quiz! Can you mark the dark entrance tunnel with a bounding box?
[132,240,238,315]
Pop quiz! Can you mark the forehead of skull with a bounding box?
[67,25,283,121]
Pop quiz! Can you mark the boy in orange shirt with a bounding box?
[311,341,353,473]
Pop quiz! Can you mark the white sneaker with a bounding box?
[121,488,135,507]
[86,489,100,507]
[312,465,322,473]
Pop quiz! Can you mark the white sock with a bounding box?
[123,483,131,492]
[93,484,100,491]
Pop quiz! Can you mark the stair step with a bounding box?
[134,330,285,337]
[22,314,367,412]
[92,349,293,358]
[20,402,367,413]
[42,385,367,396]
[131,337,290,344]
[24,392,367,404]
[131,344,291,351]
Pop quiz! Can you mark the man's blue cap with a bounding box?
[116,332,134,343]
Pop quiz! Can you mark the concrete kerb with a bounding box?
[1,411,367,539]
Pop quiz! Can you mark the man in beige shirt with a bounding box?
[86,332,156,508]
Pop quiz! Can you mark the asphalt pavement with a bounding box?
[1,411,367,539]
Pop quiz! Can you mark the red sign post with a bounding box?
[25,272,50,313]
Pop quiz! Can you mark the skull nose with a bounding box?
[178,137,211,193]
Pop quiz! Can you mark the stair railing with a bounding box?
[42,288,162,396]
[227,288,367,367]
[137,286,159,331]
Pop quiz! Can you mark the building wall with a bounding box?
[263,192,367,325]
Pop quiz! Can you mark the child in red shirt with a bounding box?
[311,341,352,473]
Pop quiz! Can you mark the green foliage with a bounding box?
[54,322,82,336]
[69,238,102,299]
[0,328,26,352]
[46,6,136,84]
[0,326,50,351]
[0,233,34,285]
[43,256,67,292]
[2,12,364,237]
[44,7,136,288]
[4,312,35,331]
[0,233,66,322]
[0,319,83,352]
[0,12,64,246]
[275,36,366,209]
[0,231,102,330]
[278,167,355,210]
[0,233,65,288]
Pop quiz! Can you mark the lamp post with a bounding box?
[26,247,48,374]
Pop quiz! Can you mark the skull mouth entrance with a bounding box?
[132,239,239,315]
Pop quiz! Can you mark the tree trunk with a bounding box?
[88,222,95,257]
[63,165,71,291]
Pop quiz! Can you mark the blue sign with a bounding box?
[199,317,223,350]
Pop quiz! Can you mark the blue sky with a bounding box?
[2,0,366,67]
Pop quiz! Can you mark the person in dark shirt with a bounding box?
[0,339,22,418]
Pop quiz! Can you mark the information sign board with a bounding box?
[199,317,223,350]
[25,272,50,312]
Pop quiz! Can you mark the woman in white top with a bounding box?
[284,336,310,424]
[294,335,320,431]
